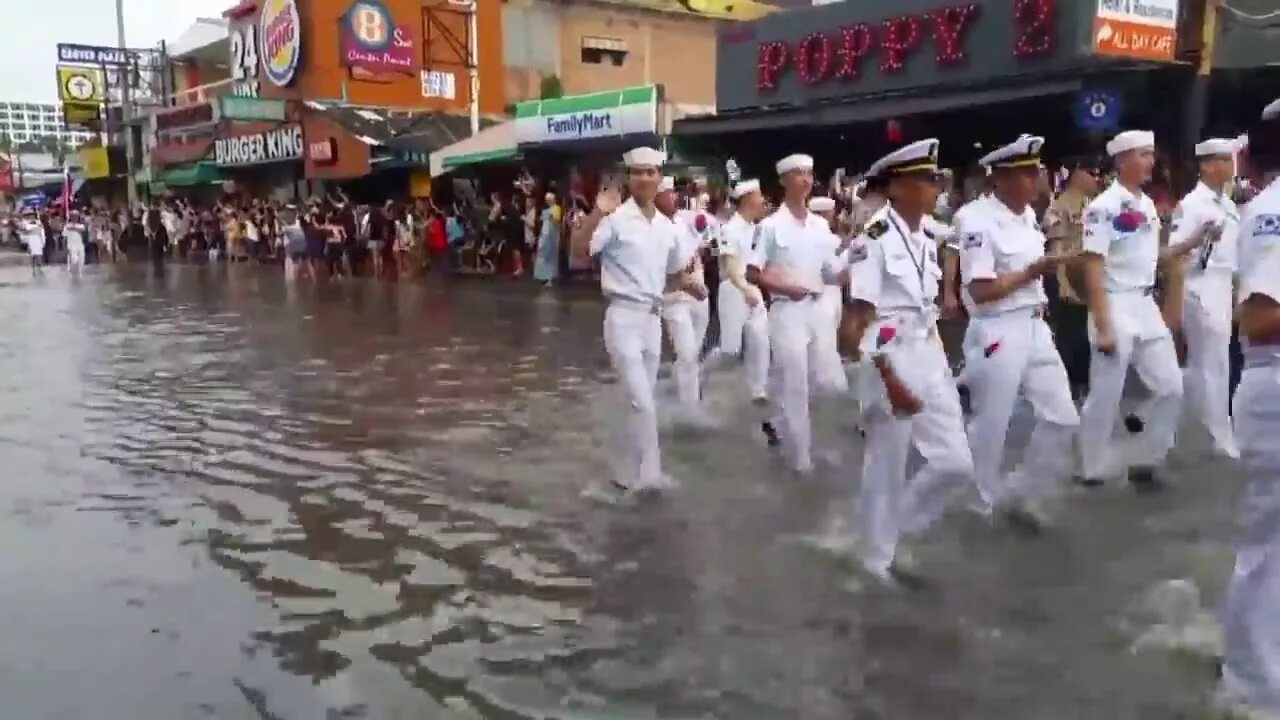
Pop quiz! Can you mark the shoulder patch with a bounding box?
[1255,214,1280,237]
[962,232,983,249]
[865,219,889,239]
[847,242,869,263]
[922,226,936,240]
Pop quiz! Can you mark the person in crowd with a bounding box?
[394,204,415,278]
[63,210,87,277]
[324,204,347,279]
[501,193,527,277]
[425,202,448,273]
[534,192,562,285]
[659,175,714,424]
[523,195,539,276]
[19,210,45,274]
[808,194,851,396]
[1043,159,1102,401]
[281,204,310,281]
[716,178,770,404]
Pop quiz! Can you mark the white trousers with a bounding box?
[1183,276,1238,457]
[769,299,824,472]
[1221,361,1280,715]
[716,281,770,399]
[963,310,1079,510]
[858,335,974,573]
[663,297,710,410]
[66,246,85,274]
[603,303,664,489]
[1080,293,1184,479]
[812,286,849,395]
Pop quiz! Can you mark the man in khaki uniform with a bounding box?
[1042,160,1101,400]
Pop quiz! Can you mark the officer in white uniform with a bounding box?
[20,211,45,274]
[809,195,851,395]
[1078,130,1184,488]
[1171,137,1242,459]
[957,136,1079,522]
[660,175,713,421]
[1219,97,1280,718]
[568,147,702,491]
[752,154,846,473]
[63,211,88,277]
[717,179,770,401]
[845,139,974,579]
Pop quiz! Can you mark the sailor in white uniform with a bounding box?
[64,210,88,277]
[20,211,45,274]
[1077,130,1185,488]
[844,139,974,580]
[809,195,851,395]
[1218,97,1280,719]
[568,147,704,491]
[716,179,770,401]
[659,176,714,422]
[750,154,846,473]
[1171,137,1243,459]
[956,136,1079,523]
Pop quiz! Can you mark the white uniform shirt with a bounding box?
[590,198,689,308]
[1170,181,1240,280]
[664,212,706,305]
[718,213,756,278]
[756,205,842,300]
[1237,178,1280,320]
[1082,180,1163,293]
[848,205,943,340]
[949,194,993,251]
[957,197,1047,317]
[63,222,86,251]
[21,221,44,254]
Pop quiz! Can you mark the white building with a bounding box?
[0,101,94,148]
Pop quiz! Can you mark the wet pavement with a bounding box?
[0,262,1240,719]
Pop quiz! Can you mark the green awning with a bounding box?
[442,147,518,170]
[154,162,223,187]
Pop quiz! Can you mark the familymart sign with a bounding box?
[515,85,660,145]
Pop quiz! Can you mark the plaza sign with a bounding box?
[514,86,659,146]
[214,124,304,166]
[57,43,139,67]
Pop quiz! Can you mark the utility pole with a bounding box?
[1183,0,1220,158]
[467,0,479,135]
[115,0,139,208]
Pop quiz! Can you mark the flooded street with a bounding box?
[0,262,1237,719]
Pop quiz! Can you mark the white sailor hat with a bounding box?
[658,176,675,192]
[776,153,814,175]
[1105,130,1155,157]
[1195,138,1238,157]
[622,146,666,168]
[730,179,760,199]
[1263,98,1280,121]
[808,196,835,213]
[867,139,941,179]
[978,135,1045,169]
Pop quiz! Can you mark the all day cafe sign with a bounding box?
[514,85,660,146]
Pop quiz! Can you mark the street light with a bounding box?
[115,0,138,207]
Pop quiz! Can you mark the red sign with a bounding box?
[341,0,416,76]
[155,102,217,133]
[308,138,336,164]
[1092,17,1175,61]
[756,0,1055,92]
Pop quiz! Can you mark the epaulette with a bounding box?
[865,219,888,239]
[922,227,936,240]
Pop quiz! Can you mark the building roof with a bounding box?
[303,102,495,154]
[167,18,230,59]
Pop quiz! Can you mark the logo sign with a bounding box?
[219,96,286,121]
[57,65,104,103]
[308,138,336,164]
[57,43,137,67]
[62,102,101,127]
[229,25,261,97]
[341,0,416,75]
[154,102,218,133]
[1074,89,1121,131]
[259,0,302,87]
[1092,0,1178,61]
[421,69,456,99]
[214,124,304,166]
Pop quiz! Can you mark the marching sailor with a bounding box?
[751,154,846,473]
[1219,96,1280,720]
[659,176,714,422]
[569,147,704,491]
[716,179,771,402]
[844,139,974,579]
[1077,130,1185,488]
[956,136,1079,523]
[809,195,851,395]
[1171,137,1242,459]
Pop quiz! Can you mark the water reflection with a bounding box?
[0,263,1234,719]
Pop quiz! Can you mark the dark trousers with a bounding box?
[1044,275,1091,398]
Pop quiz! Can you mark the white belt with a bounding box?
[607,294,662,315]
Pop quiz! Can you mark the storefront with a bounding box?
[213,123,307,201]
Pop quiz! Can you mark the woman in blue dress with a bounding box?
[533,192,561,285]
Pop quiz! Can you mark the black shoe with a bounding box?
[1123,414,1145,434]
[761,421,781,447]
[1128,466,1164,492]
[1077,476,1105,489]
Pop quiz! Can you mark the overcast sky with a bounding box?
[0,0,229,103]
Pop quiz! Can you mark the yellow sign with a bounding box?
[79,145,110,179]
[409,169,432,198]
[57,65,104,103]
[62,101,101,127]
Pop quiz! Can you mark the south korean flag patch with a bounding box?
[962,232,983,249]
[847,242,868,263]
[1255,214,1280,237]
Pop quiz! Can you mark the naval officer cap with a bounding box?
[730,179,760,199]
[658,176,676,192]
[978,135,1045,169]
[1195,137,1238,157]
[867,138,941,179]
[1263,97,1280,121]
[622,146,666,168]
[1105,130,1155,157]
[808,196,836,212]
[776,153,814,175]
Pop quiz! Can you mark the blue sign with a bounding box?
[19,194,48,210]
[1075,90,1122,132]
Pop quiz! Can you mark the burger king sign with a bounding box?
[259,0,302,87]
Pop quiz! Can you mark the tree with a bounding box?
[539,74,564,100]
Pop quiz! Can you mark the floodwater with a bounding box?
[0,262,1238,719]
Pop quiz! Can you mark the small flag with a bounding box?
[984,341,1000,358]
[876,326,897,349]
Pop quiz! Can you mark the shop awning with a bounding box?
[429,121,517,177]
[153,161,224,187]
[673,79,1084,136]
